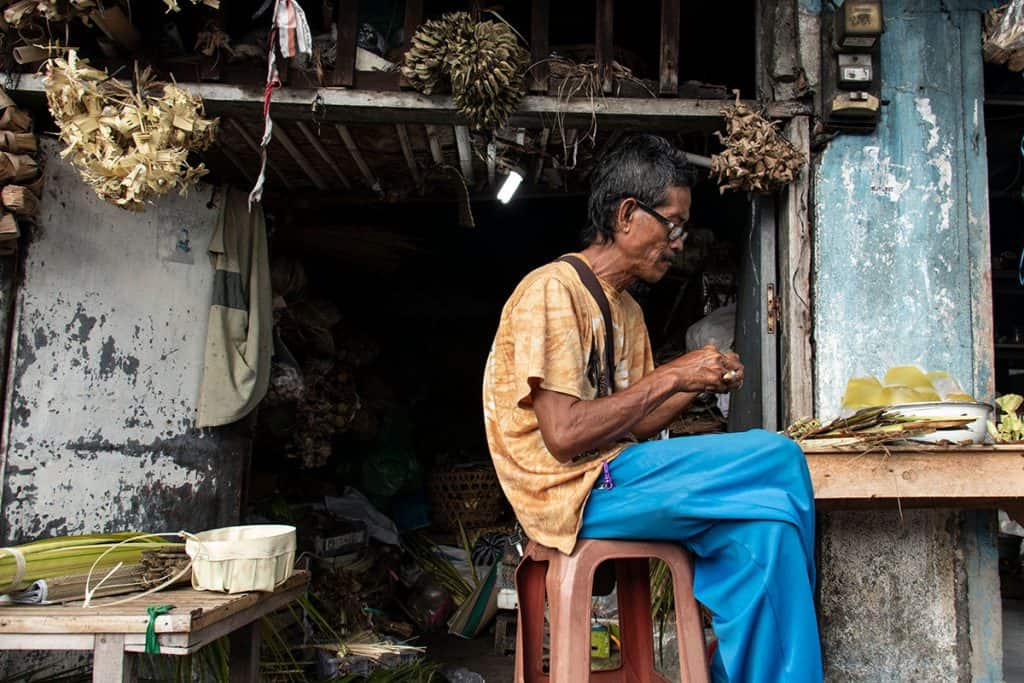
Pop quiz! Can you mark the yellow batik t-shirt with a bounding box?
[483,254,655,554]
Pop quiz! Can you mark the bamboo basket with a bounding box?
[428,466,509,531]
[185,525,295,594]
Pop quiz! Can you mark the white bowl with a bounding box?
[886,401,992,444]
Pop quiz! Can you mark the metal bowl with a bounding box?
[887,401,992,444]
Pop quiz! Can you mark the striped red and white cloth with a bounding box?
[248,0,311,209]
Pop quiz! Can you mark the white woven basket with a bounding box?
[185,525,296,594]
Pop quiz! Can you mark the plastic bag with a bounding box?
[685,303,736,353]
[985,1,1024,70]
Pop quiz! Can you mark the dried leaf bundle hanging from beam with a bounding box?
[710,94,805,194]
[44,51,219,210]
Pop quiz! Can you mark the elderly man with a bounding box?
[483,134,821,681]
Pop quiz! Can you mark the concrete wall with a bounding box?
[0,140,247,544]
[812,2,1001,681]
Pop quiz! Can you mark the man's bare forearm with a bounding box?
[631,390,699,440]
[533,367,683,462]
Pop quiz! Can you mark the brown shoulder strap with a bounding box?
[559,255,615,394]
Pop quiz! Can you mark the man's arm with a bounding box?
[533,346,741,463]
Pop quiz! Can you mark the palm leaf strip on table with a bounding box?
[785,407,975,449]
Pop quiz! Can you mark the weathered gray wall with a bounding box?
[812,1,1001,681]
[0,140,246,544]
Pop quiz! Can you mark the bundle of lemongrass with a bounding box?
[0,532,181,595]
[784,407,975,449]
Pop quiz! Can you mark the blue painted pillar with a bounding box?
[812,1,1001,680]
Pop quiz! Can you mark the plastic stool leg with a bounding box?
[614,558,656,683]
[667,554,709,683]
[515,557,550,683]
[546,554,595,682]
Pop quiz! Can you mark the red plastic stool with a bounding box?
[514,539,710,683]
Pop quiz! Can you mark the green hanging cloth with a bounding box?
[145,604,174,654]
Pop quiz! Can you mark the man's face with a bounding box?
[616,185,691,284]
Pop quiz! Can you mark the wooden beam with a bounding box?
[804,446,1024,508]
[454,125,474,184]
[225,119,294,190]
[336,124,382,194]
[595,0,614,93]
[779,116,813,425]
[294,121,352,190]
[425,125,444,165]
[273,124,329,190]
[533,127,550,184]
[214,143,255,184]
[530,0,550,93]
[0,75,811,129]
[486,141,496,187]
[333,0,358,87]
[659,0,680,96]
[395,124,422,187]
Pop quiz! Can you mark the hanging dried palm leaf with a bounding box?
[710,93,805,194]
[44,51,218,210]
[401,12,530,132]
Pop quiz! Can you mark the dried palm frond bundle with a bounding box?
[44,51,218,210]
[784,407,975,449]
[402,12,530,131]
[711,94,805,194]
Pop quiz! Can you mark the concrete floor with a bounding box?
[1006,600,1024,683]
[424,601,1024,682]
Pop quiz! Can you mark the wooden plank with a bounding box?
[454,125,474,183]
[273,124,329,190]
[336,124,382,194]
[395,124,422,187]
[294,121,353,189]
[225,119,294,191]
[333,0,358,87]
[0,75,811,129]
[425,125,444,165]
[530,0,550,93]
[486,141,496,187]
[228,622,260,683]
[659,0,680,96]
[400,0,424,89]
[92,634,135,683]
[0,633,94,649]
[595,0,614,93]
[803,447,1024,506]
[533,127,550,183]
[778,116,813,426]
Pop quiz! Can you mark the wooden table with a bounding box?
[0,570,309,682]
[803,444,1024,510]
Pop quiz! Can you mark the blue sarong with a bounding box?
[580,429,822,682]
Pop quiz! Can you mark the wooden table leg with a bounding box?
[93,634,137,682]
[229,621,261,682]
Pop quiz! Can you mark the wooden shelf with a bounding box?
[0,73,810,131]
[803,444,1024,510]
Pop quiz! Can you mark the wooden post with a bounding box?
[530,0,550,93]
[778,116,813,424]
[454,125,475,184]
[595,0,614,93]
[93,634,136,683]
[659,0,680,96]
[333,0,358,87]
[400,0,424,89]
[228,622,260,683]
[395,124,422,188]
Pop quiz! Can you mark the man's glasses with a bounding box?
[633,199,687,243]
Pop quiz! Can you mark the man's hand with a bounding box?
[663,345,745,394]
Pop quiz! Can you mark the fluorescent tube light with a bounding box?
[497,169,524,204]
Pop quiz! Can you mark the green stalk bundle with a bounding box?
[0,532,181,594]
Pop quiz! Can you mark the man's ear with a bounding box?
[615,197,637,233]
